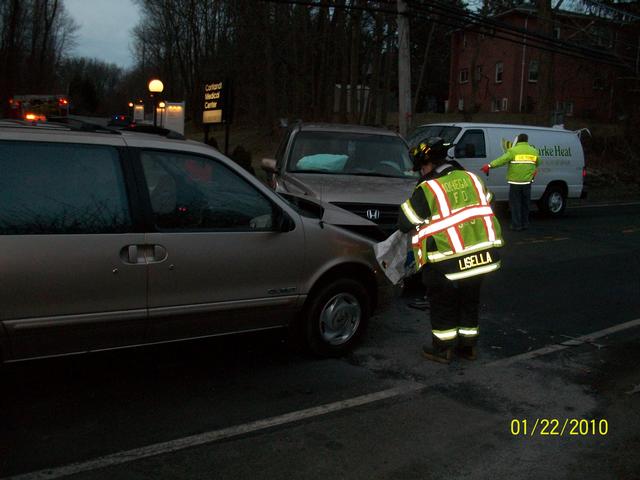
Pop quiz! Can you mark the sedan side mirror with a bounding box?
[447,146,456,159]
[261,157,277,174]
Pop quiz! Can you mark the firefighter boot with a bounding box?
[455,345,477,361]
[422,345,453,364]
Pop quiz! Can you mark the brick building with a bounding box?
[447,6,635,121]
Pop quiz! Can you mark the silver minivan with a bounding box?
[0,120,391,362]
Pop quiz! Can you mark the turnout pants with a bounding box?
[424,269,483,350]
[508,183,532,229]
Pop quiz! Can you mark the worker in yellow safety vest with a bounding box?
[398,137,504,363]
[481,133,539,231]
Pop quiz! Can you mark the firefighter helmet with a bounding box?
[410,136,448,171]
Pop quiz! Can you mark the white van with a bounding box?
[408,123,586,216]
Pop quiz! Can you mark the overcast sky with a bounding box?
[65,0,141,69]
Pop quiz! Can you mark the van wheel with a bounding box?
[304,279,370,357]
[539,185,566,217]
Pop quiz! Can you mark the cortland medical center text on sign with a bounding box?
[203,81,225,124]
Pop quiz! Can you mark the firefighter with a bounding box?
[398,137,504,363]
[481,133,539,230]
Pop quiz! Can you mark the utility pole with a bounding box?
[397,0,411,137]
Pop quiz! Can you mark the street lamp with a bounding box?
[158,101,166,127]
[148,79,164,127]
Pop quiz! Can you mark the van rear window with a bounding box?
[407,126,461,147]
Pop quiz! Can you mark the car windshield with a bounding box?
[406,125,461,148]
[287,131,414,178]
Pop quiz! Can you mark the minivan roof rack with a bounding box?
[47,116,121,134]
[0,118,73,130]
[122,124,186,140]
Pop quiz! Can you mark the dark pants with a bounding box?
[509,183,531,229]
[424,269,483,350]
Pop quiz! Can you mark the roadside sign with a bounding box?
[202,80,232,124]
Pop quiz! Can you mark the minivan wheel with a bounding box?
[539,185,567,217]
[304,279,370,357]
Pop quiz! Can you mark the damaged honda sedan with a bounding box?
[262,123,417,236]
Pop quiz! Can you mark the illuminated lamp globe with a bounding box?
[148,79,164,93]
[158,101,166,108]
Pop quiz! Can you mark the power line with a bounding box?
[254,0,637,68]
[408,0,635,66]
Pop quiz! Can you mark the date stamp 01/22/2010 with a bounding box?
[510,419,609,437]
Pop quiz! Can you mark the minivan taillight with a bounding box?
[582,167,586,178]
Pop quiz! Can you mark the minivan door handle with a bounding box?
[149,245,168,263]
[120,245,144,264]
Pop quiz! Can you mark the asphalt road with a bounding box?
[1,203,639,480]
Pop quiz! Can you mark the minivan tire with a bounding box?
[539,185,567,217]
[303,278,370,357]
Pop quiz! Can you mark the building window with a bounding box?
[593,77,605,90]
[528,60,539,82]
[553,27,561,40]
[564,101,574,116]
[491,98,508,112]
[556,101,574,116]
[593,27,615,48]
[457,99,465,111]
[495,62,503,83]
[474,65,483,82]
[462,32,467,48]
[459,68,469,84]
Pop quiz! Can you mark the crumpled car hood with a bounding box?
[280,191,377,227]
[280,172,417,205]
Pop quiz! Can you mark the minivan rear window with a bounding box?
[0,141,131,235]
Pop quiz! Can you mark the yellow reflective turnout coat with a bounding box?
[398,163,504,281]
[488,141,539,184]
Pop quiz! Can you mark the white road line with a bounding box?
[488,317,640,367]
[568,201,640,209]
[3,382,424,480]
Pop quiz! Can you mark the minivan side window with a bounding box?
[141,150,275,231]
[0,141,131,235]
[454,130,487,158]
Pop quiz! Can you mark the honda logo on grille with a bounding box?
[366,209,380,220]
